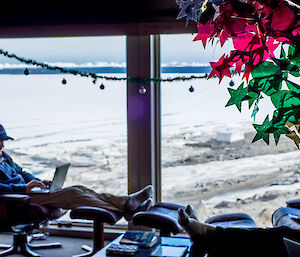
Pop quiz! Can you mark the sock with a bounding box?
[178,208,216,241]
[125,185,153,212]
[185,205,198,220]
[124,198,153,221]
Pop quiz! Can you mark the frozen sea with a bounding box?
[1,73,300,226]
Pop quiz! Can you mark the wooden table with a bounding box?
[92,234,192,257]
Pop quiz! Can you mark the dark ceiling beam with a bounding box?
[0,0,198,37]
[0,21,197,38]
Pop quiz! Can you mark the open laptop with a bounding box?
[30,163,70,193]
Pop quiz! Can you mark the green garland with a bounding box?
[0,49,208,83]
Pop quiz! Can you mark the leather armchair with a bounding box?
[205,212,257,228]
[272,198,300,230]
[132,202,185,236]
[0,193,62,257]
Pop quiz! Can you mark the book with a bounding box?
[120,231,158,248]
[106,243,139,256]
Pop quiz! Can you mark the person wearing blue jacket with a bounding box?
[0,124,153,218]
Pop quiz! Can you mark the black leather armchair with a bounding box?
[272,198,300,230]
[132,202,185,236]
[0,193,62,257]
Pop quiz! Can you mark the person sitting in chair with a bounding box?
[0,124,153,219]
[178,206,300,257]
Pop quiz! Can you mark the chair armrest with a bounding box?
[0,194,30,204]
[132,211,183,234]
[286,198,300,209]
[70,206,122,225]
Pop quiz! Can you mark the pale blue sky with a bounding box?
[0,34,231,65]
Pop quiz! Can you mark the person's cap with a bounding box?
[0,124,14,141]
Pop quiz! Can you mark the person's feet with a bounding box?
[178,207,216,241]
[124,198,153,221]
[125,185,153,212]
[185,205,198,220]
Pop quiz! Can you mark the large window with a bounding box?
[161,34,300,227]
[0,36,128,196]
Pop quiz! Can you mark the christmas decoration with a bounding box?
[139,86,147,95]
[176,0,205,25]
[24,68,30,75]
[99,83,105,90]
[189,85,195,92]
[225,82,248,112]
[62,78,67,85]
[178,0,300,147]
[0,49,208,84]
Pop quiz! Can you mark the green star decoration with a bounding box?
[269,112,289,145]
[252,116,273,144]
[270,125,288,145]
[225,82,248,112]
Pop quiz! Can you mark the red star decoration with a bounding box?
[234,59,244,75]
[271,4,296,32]
[208,54,232,83]
[220,29,231,47]
[193,22,215,48]
[243,62,254,82]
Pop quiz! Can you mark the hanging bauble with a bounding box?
[99,83,105,90]
[62,78,67,85]
[229,80,235,87]
[139,86,147,95]
[24,68,30,75]
[189,86,194,92]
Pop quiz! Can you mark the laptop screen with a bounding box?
[50,163,70,192]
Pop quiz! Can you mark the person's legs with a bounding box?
[29,185,153,213]
[178,207,291,257]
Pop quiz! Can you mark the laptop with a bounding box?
[284,237,300,257]
[30,163,70,193]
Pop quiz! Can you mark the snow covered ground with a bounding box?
[1,73,300,227]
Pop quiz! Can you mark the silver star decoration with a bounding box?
[194,0,204,12]
[211,0,224,6]
[176,0,205,25]
[212,4,220,21]
[194,0,204,21]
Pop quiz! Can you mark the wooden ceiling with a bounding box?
[0,0,197,38]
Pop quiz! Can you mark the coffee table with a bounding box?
[92,234,192,257]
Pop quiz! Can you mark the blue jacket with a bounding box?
[0,151,38,193]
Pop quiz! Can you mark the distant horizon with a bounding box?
[0,64,212,75]
[0,34,233,66]
[0,61,211,69]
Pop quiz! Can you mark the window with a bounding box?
[161,34,300,227]
[0,36,128,196]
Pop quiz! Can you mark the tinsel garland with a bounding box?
[0,49,208,83]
